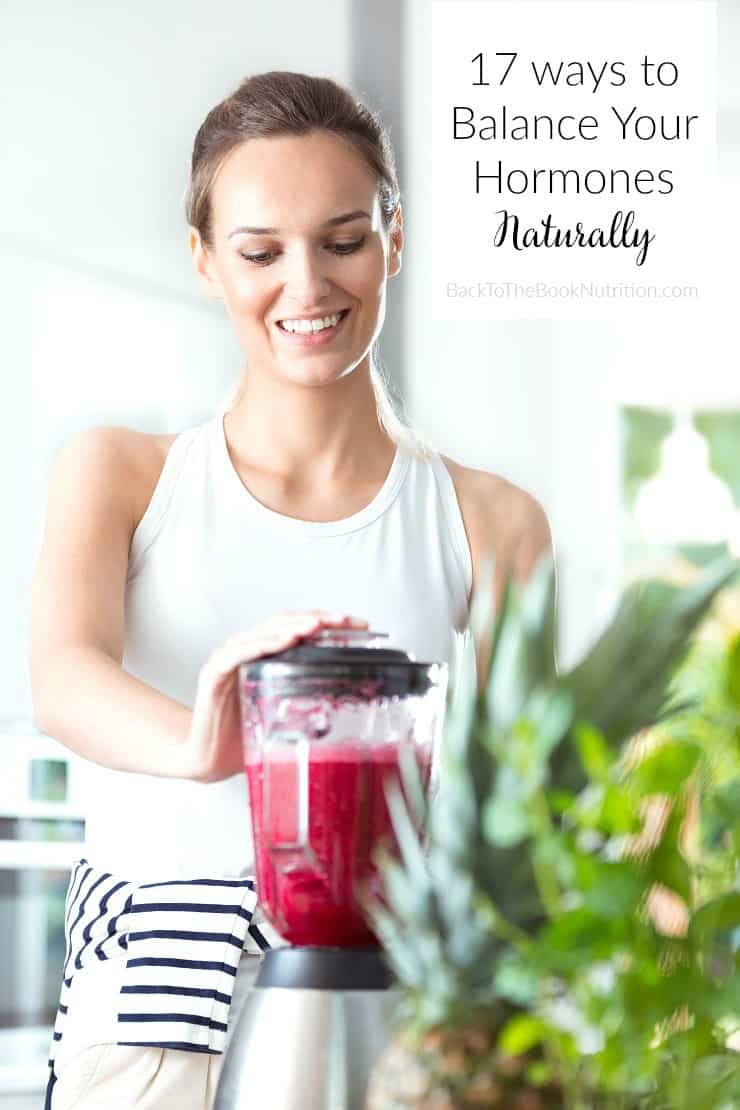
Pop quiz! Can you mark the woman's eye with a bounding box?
[240,238,366,266]
[241,251,274,265]
[330,238,366,254]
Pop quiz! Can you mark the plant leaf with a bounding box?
[690,891,740,942]
[553,557,738,793]
[483,793,530,848]
[498,1013,548,1054]
[575,722,612,784]
[629,740,702,797]
[725,633,740,709]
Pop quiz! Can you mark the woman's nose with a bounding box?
[283,246,332,306]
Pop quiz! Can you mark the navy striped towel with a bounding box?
[48,857,279,1098]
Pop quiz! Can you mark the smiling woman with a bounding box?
[184,72,415,452]
[28,70,552,1110]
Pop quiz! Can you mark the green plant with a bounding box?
[365,556,739,1109]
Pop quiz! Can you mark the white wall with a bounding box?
[0,0,352,296]
[718,0,740,174]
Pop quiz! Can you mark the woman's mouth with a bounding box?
[274,308,350,347]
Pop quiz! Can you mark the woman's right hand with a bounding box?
[182,611,368,783]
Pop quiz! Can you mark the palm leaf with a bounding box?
[553,557,739,792]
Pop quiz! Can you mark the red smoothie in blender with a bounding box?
[239,630,445,948]
[245,739,432,947]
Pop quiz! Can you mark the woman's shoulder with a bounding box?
[440,453,552,587]
[440,453,550,534]
[54,424,182,535]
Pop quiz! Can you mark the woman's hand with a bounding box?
[182,611,368,783]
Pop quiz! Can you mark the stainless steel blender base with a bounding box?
[214,985,400,1109]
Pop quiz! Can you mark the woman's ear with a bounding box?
[387,207,404,278]
[188,228,223,300]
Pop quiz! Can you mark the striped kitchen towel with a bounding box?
[46,859,280,1107]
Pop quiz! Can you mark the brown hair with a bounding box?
[185,70,400,248]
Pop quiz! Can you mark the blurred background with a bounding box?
[0,1,738,1104]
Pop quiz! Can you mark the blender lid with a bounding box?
[257,629,412,667]
[239,629,444,696]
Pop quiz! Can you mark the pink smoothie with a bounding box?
[245,741,431,947]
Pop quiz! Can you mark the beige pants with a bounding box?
[50,951,262,1109]
[52,1043,223,1110]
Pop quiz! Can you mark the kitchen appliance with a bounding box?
[215,630,447,1110]
[0,730,85,1103]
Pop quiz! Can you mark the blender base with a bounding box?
[214,948,399,1110]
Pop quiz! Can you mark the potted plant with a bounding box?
[364,556,739,1109]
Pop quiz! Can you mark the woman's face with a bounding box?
[189,130,403,389]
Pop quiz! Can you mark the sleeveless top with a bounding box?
[46,414,474,1099]
[80,412,473,883]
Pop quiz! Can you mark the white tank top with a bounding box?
[81,413,473,882]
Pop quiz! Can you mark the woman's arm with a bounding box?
[445,460,553,599]
[28,426,195,777]
[444,458,554,685]
[28,427,368,781]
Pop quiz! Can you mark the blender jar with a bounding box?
[238,630,447,947]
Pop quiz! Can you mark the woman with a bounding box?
[29,71,552,1109]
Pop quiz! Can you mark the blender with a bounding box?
[214,630,447,1110]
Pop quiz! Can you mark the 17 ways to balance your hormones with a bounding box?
[455,102,699,267]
